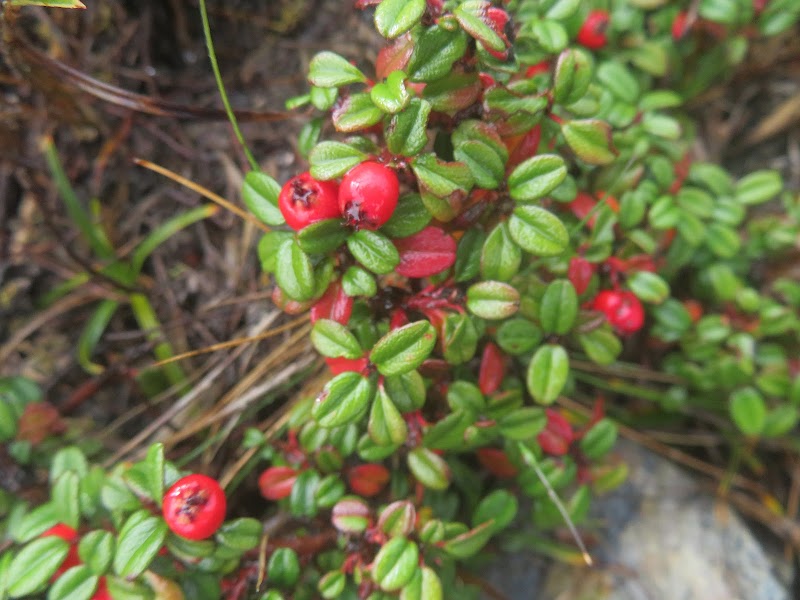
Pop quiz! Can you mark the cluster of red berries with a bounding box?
[278,161,399,231]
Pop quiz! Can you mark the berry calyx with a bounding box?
[592,290,645,334]
[338,161,399,230]
[162,474,226,540]
[278,172,341,231]
[577,10,610,50]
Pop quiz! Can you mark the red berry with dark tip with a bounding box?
[278,172,341,231]
[338,161,399,230]
[577,10,610,50]
[592,290,644,335]
[162,474,226,540]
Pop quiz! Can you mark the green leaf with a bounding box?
[562,120,617,165]
[369,386,408,446]
[381,193,431,238]
[308,51,367,87]
[370,321,437,376]
[597,62,640,103]
[539,279,578,335]
[384,370,427,413]
[51,472,80,529]
[268,548,301,588]
[347,230,400,275]
[47,565,98,600]
[730,387,766,436]
[454,139,506,190]
[442,520,494,558]
[407,448,450,491]
[371,70,411,114]
[642,113,682,140]
[275,239,315,301]
[508,205,569,256]
[77,300,119,375]
[342,266,377,297]
[312,319,363,359]
[411,154,473,197]
[242,171,285,226]
[113,512,168,578]
[297,219,348,255]
[143,443,165,507]
[422,73,482,112]
[498,407,547,441]
[215,518,261,551]
[473,489,518,531]
[627,271,670,304]
[578,327,621,366]
[735,170,782,205]
[508,155,567,201]
[399,566,443,600]
[481,222,521,282]
[526,344,569,405]
[455,1,505,52]
[407,25,469,82]
[553,48,593,105]
[332,93,383,132]
[309,141,368,181]
[579,418,617,459]
[466,281,520,319]
[312,372,376,428]
[386,98,432,156]
[441,313,479,365]
[454,228,485,283]
[528,19,568,53]
[375,0,426,38]
[78,530,115,575]
[7,537,69,597]
[372,538,419,592]
[289,470,321,518]
[257,231,293,274]
[496,318,543,355]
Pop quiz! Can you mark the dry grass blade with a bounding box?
[742,93,800,148]
[134,158,271,233]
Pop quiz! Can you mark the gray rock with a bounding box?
[540,442,792,600]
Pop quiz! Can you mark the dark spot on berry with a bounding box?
[291,179,315,208]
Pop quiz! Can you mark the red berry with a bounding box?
[41,524,80,579]
[325,355,369,375]
[278,172,341,231]
[592,290,644,334]
[258,466,299,501]
[672,11,690,40]
[162,474,226,540]
[338,162,399,230]
[577,10,610,50]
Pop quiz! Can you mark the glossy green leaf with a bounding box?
[215,518,261,551]
[730,387,766,436]
[370,321,437,376]
[466,281,520,319]
[342,266,377,297]
[578,327,622,366]
[562,120,617,165]
[275,239,315,301]
[579,418,617,459]
[308,51,367,87]
[508,154,567,201]
[407,447,450,490]
[496,318,543,355]
[78,530,115,575]
[407,25,469,82]
[381,193,431,238]
[399,565,442,600]
[455,1,505,52]
[242,171,285,226]
[312,319,363,359]
[347,230,400,275]
[268,548,301,588]
[454,228,485,283]
[309,141,367,181]
[113,513,167,578]
[7,537,69,597]
[735,170,782,205]
[375,0,426,38]
[442,520,494,558]
[369,386,408,446]
[312,372,376,428]
[411,154,473,197]
[386,98,431,157]
[47,565,98,600]
[553,48,593,105]
[529,19,568,53]
[526,344,569,405]
[481,223,520,282]
[472,489,518,531]
[498,407,546,441]
[297,219,348,255]
[332,92,383,132]
[371,70,411,114]
[372,537,419,592]
[508,205,569,256]
[539,279,578,334]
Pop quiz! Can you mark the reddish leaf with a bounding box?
[393,226,457,278]
[476,447,518,478]
[258,466,299,501]
[348,464,390,497]
[537,409,574,456]
[567,256,595,296]
[311,282,354,325]
[506,125,542,169]
[376,33,415,80]
[478,342,505,395]
[17,402,65,445]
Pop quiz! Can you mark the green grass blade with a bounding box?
[129,293,187,388]
[77,300,120,375]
